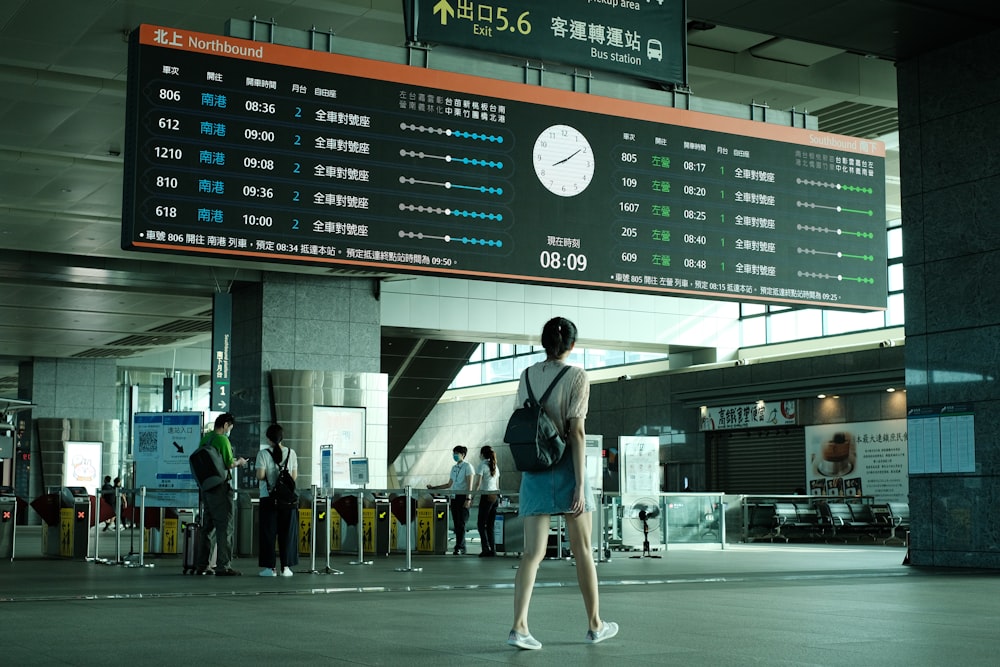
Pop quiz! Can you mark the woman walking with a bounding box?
[507,317,618,650]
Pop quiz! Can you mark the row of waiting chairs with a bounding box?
[748,501,910,544]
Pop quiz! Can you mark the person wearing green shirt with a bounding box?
[197,412,247,576]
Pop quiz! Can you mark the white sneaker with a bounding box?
[280,567,293,577]
[585,621,619,644]
[258,568,277,577]
[507,630,542,650]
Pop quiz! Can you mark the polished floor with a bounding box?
[2,525,999,666]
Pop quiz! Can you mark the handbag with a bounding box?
[268,447,299,509]
[504,366,571,472]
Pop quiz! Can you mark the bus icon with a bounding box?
[647,39,663,61]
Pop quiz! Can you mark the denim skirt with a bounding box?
[517,452,595,516]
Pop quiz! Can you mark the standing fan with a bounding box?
[625,497,662,559]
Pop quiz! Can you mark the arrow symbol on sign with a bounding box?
[217,401,227,410]
[433,0,455,26]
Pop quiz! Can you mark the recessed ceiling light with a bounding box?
[886,387,896,393]
[817,394,827,399]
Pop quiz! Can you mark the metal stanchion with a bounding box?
[596,491,611,563]
[349,489,372,565]
[306,485,319,574]
[663,500,670,552]
[124,486,153,568]
[395,485,422,573]
[546,515,566,560]
[720,500,727,550]
[89,502,100,563]
[112,486,124,564]
[321,489,343,575]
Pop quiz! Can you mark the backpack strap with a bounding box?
[525,365,571,437]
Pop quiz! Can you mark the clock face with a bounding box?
[532,124,595,197]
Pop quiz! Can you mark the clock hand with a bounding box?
[551,149,581,166]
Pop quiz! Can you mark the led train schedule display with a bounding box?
[123,25,888,310]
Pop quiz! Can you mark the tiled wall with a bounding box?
[898,28,1000,567]
[19,358,119,522]
[270,369,389,490]
[230,273,384,488]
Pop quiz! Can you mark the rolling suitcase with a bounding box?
[182,512,217,574]
[182,520,201,574]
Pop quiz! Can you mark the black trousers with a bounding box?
[258,497,299,569]
[450,495,469,550]
[477,494,499,554]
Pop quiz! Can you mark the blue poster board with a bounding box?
[133,412,203,508]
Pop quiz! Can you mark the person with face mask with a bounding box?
[427,445,475,554]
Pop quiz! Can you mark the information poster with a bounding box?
[132,412,203,507]
[907,404,975,474]
[313,406,366,490]
[62,441,103,495]
[805,419,907,503]
[620,435,659,495]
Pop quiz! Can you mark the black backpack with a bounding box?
[268,447,298,509]
[504,366,570,472]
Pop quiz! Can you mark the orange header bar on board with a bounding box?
[138,24,884,157]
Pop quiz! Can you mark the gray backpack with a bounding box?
[189,436,227,491]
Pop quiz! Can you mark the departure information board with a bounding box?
[123,25,887,310]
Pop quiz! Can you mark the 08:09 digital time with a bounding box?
[539,250,587,271]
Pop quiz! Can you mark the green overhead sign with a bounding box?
[404,0,687,87]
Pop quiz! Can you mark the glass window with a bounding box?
[888,226,903,260]
[451,363,484,389]
[741,315,767,347]
[824,309,886,336]
[768,309,822,343]
[888,262,904,293]
[626,351,664,364]
[484,357,514,384]
[482,343,499,360]
[887,293,905,327]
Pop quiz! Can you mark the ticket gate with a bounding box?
[0,487,16,560]
[35,487,93,559]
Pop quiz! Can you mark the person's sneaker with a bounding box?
[507,630,542,650]
[195,567,214,576]
[258,568,276,577]
[215,568,242,576]
[280,567,293,577]
[585,621,619,644]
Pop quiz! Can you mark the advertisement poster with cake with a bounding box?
[805,420,908,503]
